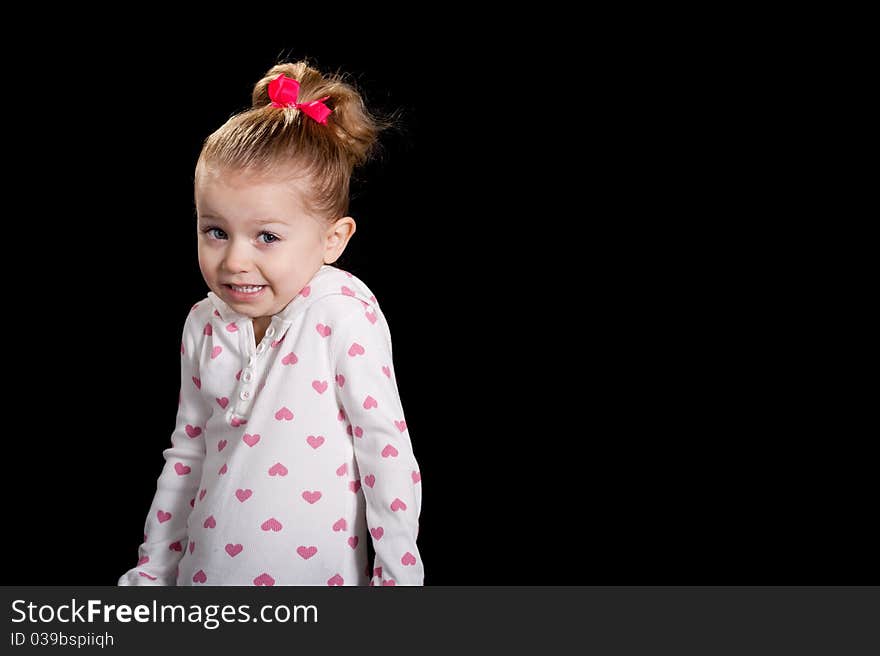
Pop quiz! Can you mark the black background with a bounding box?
[2,20,872,585]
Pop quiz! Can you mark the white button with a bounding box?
[266,326,276,337]
[248,356,256,367]
[243,370,253,382]
[240,390,250,400]
[256,343,265,354]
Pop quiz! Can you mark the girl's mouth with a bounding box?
[225,284,266,300]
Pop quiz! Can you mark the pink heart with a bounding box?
[225,543,243,557]
[335,374,345,387]
[157,510,171,523]
[137,556,149,566]
[169,541,182,552]
[268,462,288,476]
[302,490,322,504]
[216,397,229,409]
[189,541,195,554]
[349,480,361,494]
[192,376,201,389]
[242,433,260,447]
[218,463,228,475]
[300,285,311,297]
[327,574,344,586]
[275,406,294,421]
[230,417,247,427]
[226,322,239,332]
[138,572,158,581]
[271,337,284,348]
[316,323,331,338]
[348,342,365,357]
[185,425,202,438]
[218,439,227,451]
[382,365,391,378]
[253,573,275,586]
[346,424,353,437]
[307,435,325,449]
[382,580,397,586]
[203,323,213,335]
[282,351,298,365]
[210,308,217,316]
[370,527,384,541]
[354,426,364,438]
[235,369,242,380]
[180,342,185,355]
[338,409,347,422]
[199,488,207,500]
[336,463,348,476]
[235,488,252,502]
[261,517,282,532]
[373,567,383,578]
[341,286,355,297]
[364,474,376,488]
[174,463,191,475]
[363,395,378,410]
[381,444,399,458]
[412,471,421,484]
[348,536,359,549]
[390,498,407,512]
[297,546,318,560]
[401,551,417,566]
[312,380,328,394]
[211,346,222,359]
[395,420,408,433]
[365,310,377,324]
[204,515,216,528]
[189,498,195,507]
[332,518,347,532]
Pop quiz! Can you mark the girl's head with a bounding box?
[195,60,383,322]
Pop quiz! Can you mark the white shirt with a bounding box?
[118,265,423,586]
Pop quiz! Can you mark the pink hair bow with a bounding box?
[268,74,332,125]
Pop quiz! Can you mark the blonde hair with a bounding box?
[196,60,385,220]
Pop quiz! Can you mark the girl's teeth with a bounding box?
[231,285,264,293]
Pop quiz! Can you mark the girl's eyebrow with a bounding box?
[197,215,291,226]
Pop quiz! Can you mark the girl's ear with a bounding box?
[323,217,357,264]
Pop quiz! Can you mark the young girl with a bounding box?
[118,61,422,586]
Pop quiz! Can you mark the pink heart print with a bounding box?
[354,426,364,438]
[204,515,216,528]
[169,541,182,552]
[242,433,261,447]
[412,471,421,483]
[189,541,195,554]
[333,518,347,532]
[364,474,376,488]
[271,337,285,348]
[370,527,384,541]
[316,323,332,338]
[335,374,346,387]
[365,310,377,324]
[348,536,359,549]
[218,439,227,451]
[192,376,201,389]
[185,425,202,438]
[226,322,239,333]
[336,463,348,476]
[225,543,243,557]
[297,546,318,559]
[230,417,247,427]
[341,286,355,297]
[235,488,252,502]
[382,580,397,586]
[174,463,191,475]
[157,510,172,523]
[312,380,328,394]
[261,517,283,532]
[382,366,391,378]
[275,407,294,421]
[199,489,207,501]
[219,463,228,475]
[327,574,344,586]
[390,498,407,512]
[300,285,311,297]
[211,346,222,359]
[137,556,149,566]
[307,435,325,449]
[268,462,288,476]
[401,552,417,566]
[348,342,365,357]
[395,420,408,433]
[203,324,212,335]
[381,444,399,458]
[302,490,322,504]
[282,352,298,365]
[216,397,229,409]
[363,396,378,410]
[253,573,275,586]
[138,572,158,581]
[349,480,362,494]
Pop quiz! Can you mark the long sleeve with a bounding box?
[331,303,423,586]
[118,310,210,585]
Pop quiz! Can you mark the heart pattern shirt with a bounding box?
[118,265,423,586]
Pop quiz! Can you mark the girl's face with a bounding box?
[195,169,330,323]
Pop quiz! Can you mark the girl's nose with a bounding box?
[222,239,252,272]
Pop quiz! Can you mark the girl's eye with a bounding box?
[259,232,279,244]
[205,228,227,239]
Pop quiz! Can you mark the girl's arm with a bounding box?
[118,309,210,585]
[332,302,423,586]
